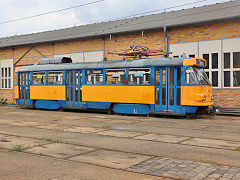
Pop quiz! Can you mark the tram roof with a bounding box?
[18,58,186,72]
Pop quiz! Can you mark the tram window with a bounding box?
[162,69,166,85]
[19,73,22,85]
[71,87,74,102]
[170,68,174,86]
[85,69,103,84]
[70,71,73,85]
[128,68,150,85]
[155,69,160,85]
[75,71,82,86]
[177,68,181,86]
[170,88,174,106]
[106,69,126,84]
[48,71,63,85]
[66,72,69,85]
[26,73,30,85]
[66,87,69,101]
[75,88,78,102]
[33,72,46,85]
[162,88,166,105]
[177,88,181,106]
[155,87,160,105]
[185,67,210,85]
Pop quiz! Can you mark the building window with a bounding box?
[0,67,12,89]
[203,54,209,69]
[106,69,126,84]
[224,53,230,69]
[202,53,219,87]
[233,71,240,87]
[85,69,103,84]
[128,68,151,85]
[233,52,240,68]
[48,71,63,85]
[33,72,46,85]
[223,52,240,88]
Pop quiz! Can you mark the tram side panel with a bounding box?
[30,85,66,109]
[82,85,155,115]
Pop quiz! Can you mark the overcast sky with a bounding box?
[0,0,229,38]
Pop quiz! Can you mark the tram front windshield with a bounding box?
[185,66,211,85]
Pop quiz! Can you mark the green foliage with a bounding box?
[12,144,24,152]
[102,124,111,129]
[234,146,240,151]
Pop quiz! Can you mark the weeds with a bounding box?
[12,144,24,152]
[199,158,208,163]
[234,146,240,151]
[102,124,111,129]
[54,117,63,121]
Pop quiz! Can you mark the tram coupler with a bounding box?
[209,105,217,116]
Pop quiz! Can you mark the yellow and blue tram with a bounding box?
[14,57,214,116]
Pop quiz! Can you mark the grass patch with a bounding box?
[199,158,209,163]
[54,117,63,121]
[12,144,24,152]
[234,146,240,151]
[102,124,111,129]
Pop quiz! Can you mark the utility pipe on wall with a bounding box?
[164,26,170,57]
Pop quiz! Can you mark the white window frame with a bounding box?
[223,52,240,88]
[202,53,221,88]
[0,59,13,90]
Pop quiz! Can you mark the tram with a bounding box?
[14,57,214,116]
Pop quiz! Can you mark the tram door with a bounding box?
[66,70,82,107]
[155,67,181,113]
[19,72,30,104]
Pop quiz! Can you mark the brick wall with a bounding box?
[0,90,13,104]
[213,89,240,107]
[170,20,240,43]
[54,38,103,54]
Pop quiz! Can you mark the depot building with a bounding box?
[0,0,240,108]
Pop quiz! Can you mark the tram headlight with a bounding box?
[211,95,214,100]
[203,95,206,101]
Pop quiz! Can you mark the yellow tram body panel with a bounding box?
[14,86,19,99]
[183,58,207,66]
[181,86,213,106]
[30,86,66,100]
[82,86,155,104]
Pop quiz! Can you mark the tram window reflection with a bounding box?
[33,72,46,85]
[128,68,150,85]
[48,71,63,85]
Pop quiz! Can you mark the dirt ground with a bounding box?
[0,106,240,180]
